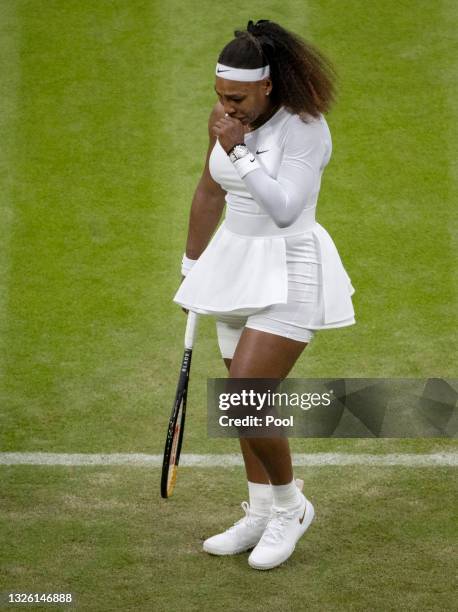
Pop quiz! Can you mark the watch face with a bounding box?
[234,145,248,159]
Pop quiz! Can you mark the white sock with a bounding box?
[272,479,302,510]
[247,481,273,516]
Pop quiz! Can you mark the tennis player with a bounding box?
[174,19,355,570]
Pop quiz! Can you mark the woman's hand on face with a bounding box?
[212,116,245,153]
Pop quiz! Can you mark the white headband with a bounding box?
[215,62,270,82]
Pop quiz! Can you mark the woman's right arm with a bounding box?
[184,103,227,260]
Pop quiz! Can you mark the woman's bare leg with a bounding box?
[228,329,308,485]
[224,357,270,484]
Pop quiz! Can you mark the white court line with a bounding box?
[0,452,456,467]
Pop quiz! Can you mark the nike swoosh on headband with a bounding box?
[215,63,270,82]
[256,149,269,154]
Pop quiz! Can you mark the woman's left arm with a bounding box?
[236,121,328,227]
[213,116,329,228]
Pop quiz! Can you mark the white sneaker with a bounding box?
[203,502,269,556]
[248,493,315,570]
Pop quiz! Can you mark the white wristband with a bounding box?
[231,153,261,179]
[181,253,198,277]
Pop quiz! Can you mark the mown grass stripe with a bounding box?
[0,452,456,466]
[0,1,19,382]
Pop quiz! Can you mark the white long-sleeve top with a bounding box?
[174,105,355,326]
[209,106,332,228]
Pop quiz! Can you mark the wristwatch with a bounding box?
[228,143,250,163]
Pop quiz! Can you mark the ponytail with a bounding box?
[218,19,336,117]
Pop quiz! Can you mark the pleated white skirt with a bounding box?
[173,207,355,329]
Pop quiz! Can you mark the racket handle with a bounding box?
[184,310,199,349]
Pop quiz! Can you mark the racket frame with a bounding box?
[160,311,198,498]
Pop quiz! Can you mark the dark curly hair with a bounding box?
[218,19,336,117]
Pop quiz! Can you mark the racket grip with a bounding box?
[184,310,198,349]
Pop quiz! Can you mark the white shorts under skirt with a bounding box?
[215,234,322,359]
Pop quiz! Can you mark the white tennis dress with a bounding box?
[174,106,355,352]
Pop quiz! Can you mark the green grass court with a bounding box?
[2,466,456,611]
[0,1,457,610]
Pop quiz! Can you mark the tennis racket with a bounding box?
[160,310,199,498]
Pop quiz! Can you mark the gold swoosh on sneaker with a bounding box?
[299,505,307,524]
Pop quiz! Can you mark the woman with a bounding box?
[174,19,355,570]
